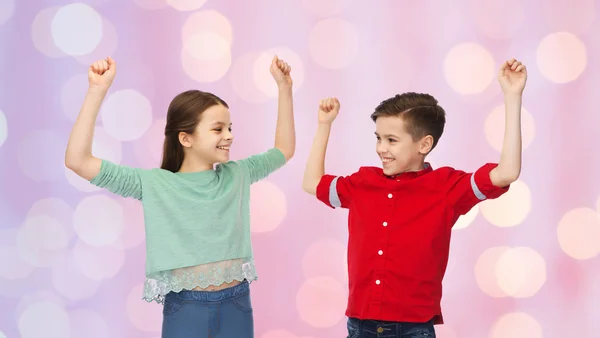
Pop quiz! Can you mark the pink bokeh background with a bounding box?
[0,0,599,337]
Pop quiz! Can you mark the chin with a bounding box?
[217,155,230,163]
[382,167,399,176]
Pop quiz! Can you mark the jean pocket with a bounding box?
[403,324,436,338]
[346,318,360,338]
[231,293,253,313]
[162,294,184,316]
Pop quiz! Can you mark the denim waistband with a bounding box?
[350,317,434,335]
[167,280,249,303]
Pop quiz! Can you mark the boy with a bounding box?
[302,58,526,337]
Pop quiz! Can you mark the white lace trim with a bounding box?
[142,257,257,304]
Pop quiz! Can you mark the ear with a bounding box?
[419,135,434,155]
[178,131,193,148]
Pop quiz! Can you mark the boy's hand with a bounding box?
[318,97,340,124]
[89,57,116,91]
[498,58,527,95]
[270,55,292,88]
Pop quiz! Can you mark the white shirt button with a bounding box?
[388,193,393,198]
[376,280,381,285]
[382,221,388,227]
[378,250,383,255]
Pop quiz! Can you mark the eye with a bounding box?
[228,127,232,132]
[213,128,222,132]
[376,136,381,140]
[388,138,396,143]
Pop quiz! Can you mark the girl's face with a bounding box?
[180,104,234,169]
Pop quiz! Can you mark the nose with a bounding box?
[225,130,234,141]
[376,142,386,154]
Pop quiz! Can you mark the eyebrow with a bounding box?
[210,122,233,127]
[374,132,399,138]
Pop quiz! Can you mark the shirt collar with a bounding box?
[385,162,433,180]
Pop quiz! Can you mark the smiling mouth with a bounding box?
[381,157,394,165]
[217,146,230,151]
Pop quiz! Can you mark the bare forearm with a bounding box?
[274,85,295,161]
[490,93,522,187]
[302,123,332,195]
[65,88,106,178]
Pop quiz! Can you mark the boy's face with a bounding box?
[375,115,428,176]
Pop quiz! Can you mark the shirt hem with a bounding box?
[142,276,258,304]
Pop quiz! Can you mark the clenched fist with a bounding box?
[318,97,340,125]
[270,56,292,88]
[89,57,116,90]
[498,58,527,95]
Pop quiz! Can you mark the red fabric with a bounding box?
[315,163,509,324]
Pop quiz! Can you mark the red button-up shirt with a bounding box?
[316,163,509,324]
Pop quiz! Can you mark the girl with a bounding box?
[65,56,295,338]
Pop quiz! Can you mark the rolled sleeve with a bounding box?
[237,148,287,184]
[472,163,509,199]
[90,160,144,200]
[316,172,360,209]
[447,163,509,216]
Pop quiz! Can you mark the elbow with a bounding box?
[507,170,520,182]
[285,149,295,161]
[65,154,79,172]
[65,152,89,174]
[503,172,520,186]
[490,164,520,187]
[494,171,520,188]
[501,166,521,185]
[301,181,311,192]
[301,177,318,196]
[277,146,295,162]
[302,184,316,196]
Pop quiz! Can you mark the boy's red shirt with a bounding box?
[316,163,509,324]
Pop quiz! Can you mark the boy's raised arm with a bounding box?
[302,98,340,195]
[490,58,527,188]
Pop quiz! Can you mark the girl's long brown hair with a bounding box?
[160,90,228,173]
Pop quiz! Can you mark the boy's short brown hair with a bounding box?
[371,92,446,151]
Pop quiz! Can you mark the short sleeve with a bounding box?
[90,160,144,200]
[446,163,509,216]
[316,171,361,209]
[237,148,287,184]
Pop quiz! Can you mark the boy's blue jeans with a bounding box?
[161,281,253,338]
[346,317,436,338]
